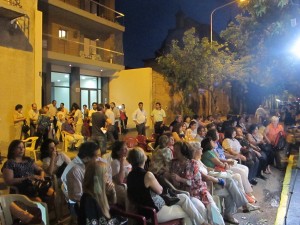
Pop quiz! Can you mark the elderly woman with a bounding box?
[190,141,255,224]
[127,147,211,225]
[149,135,173,177]
[263,116,284,169]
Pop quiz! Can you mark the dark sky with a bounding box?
[116,0,241,68]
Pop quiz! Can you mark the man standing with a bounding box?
[62,116,84,150]
[88,102,98,135]
[151,102,166,135]
[110,102,120,140]
[91,104,111,154]
[48,100,58,132]
[59,103,69,118]
[105,104,115,143]
[28,103,39,136]
[132,102,147,135]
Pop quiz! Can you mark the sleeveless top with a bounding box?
[127,167,165,211]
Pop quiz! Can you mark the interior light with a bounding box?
[69,64,72,67]
[57,80,61,82]
[64,75,69,78]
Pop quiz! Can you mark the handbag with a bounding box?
[22,121,30,133]
[108,215,128,225]
[160,188,180,206]
[19,177,52,197]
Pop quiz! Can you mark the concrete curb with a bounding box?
[275,155,294,225]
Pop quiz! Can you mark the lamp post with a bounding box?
[210,0,244,46]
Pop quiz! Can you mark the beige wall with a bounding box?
[0,0,42,152]
[109,68,153,129]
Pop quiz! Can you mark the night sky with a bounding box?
[116,0,241,68]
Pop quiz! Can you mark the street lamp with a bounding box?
[210,0,246,46]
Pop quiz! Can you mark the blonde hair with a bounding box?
[127,147,146,168]
[83,161,110,218]
[271,116,279,122]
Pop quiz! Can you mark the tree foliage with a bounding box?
[157,28,240,114]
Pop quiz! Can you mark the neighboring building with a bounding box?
[0,0,124,150]
[38,0,125,110]
[0,0,42,149]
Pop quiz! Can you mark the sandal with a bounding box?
[224,216,239,224]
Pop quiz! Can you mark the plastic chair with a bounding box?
[22,137,39,161]
[124,136,138,148]
[136,135,148,151]
[0,194,49,225]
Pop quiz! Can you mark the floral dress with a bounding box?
[170,159,208,203]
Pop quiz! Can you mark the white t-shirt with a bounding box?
[222,138,242,153]
[111,159,132,178]
[42,152,71,173]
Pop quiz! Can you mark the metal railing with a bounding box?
[42,33,124,65]
[59,0,124,25]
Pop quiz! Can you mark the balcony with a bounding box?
[42,33,124,73]
[39,0,125,33]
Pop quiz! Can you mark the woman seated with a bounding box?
[2,140,54,202]
[172,123,186,142]
[190,141,255,220]
[40,138,71,178]
[2,140,54,224]
[185,121,198,141]
[235,127,261,184]
[195,125,207,143]
[111,141,132,207]
[78,161,118,225]
[149,135,173,177]
[204,129,256,203]
[127,147,211,225]
[247,124,272,174]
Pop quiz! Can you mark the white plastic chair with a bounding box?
[22,136,39,161]
[0,194,49,225]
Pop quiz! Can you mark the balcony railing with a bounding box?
[58,0,124,26]
[42,33,124,65]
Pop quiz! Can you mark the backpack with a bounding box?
[37,115,50,133]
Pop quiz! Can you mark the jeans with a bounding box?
[136,123,146,135]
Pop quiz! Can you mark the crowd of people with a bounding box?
[6,100,290,225]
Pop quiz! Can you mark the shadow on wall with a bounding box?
[0,18,32,51]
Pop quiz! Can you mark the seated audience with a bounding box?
[78,161,117,225]
[40,138,71,178]
[111,141,132,207]
[195,125,206,143]
[61,116,84,150]
[247,124,271,174]
[185,121,198,141]
[2,140,54,202]
[127,147,211,225]
[172,123,186,142]
[235,127,261,184]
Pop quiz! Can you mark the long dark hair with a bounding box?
[224,127,235,139]
[111,141,125,160]
[7,140,24,159]
[174,142,193,160]
[40,138,56,160]
[201,137,213,152]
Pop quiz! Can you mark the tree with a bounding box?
[220,0,300,112]
[157,28,240,115]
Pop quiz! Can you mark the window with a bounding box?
[59,29,67,39]
[80,75,102,108]
[51,72,70,110]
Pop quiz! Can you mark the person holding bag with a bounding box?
[1,140,54,202]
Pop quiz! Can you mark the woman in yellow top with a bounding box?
[13,104,26,140]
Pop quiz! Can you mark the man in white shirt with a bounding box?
[28,103,39,136]
[105,103,116,142]
[110,102,120,140]
[151,102,166,135]
[132,102,147,135]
